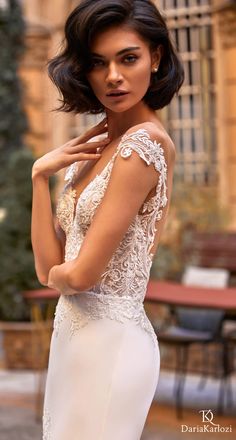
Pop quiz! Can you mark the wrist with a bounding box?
[61,262,79,294]
[32,164,49,182]
[48,263,79,295]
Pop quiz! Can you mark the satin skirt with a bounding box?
[42,293,160,440]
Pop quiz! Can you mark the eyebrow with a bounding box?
[91,46,141,58]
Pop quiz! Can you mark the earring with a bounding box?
[152,66,158,73]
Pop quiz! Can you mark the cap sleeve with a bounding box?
[119,128,166,170]
[117,128,168,207]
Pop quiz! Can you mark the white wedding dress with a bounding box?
[42,128,168,439]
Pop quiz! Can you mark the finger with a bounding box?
[94,117,107,127]
[92,117,107,128]
[84,138,110,149]
[78,118,108,143]
[70,127,108,147]
[69,138,110,152]
[73,152,102,161]
[79,127,108,144]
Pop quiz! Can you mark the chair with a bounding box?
[155,265,231,418]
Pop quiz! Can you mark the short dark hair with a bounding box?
[48,0,185,114]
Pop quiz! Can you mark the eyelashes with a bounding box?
[123,55,138,63]
[90,54,139,69]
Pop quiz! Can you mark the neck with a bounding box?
[105,101,159,140]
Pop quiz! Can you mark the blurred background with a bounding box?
[0,0,236,439]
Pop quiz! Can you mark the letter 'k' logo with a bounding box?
[199,410,218,426]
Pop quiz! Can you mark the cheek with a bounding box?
[136,59,152,79]
[131,63,152,93]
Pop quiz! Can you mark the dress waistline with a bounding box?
[53,291,158,346]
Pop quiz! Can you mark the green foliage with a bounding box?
[0,1,47,321]
[0,149,43,320]
[170,179,230,232]
[0,1,27,160]
[151,243,182,282]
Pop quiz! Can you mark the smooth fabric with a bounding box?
[44,301,160,439]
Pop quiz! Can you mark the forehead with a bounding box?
[90,26,148,55]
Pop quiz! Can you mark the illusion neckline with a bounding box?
[68,127,142,223]
[65,128,163,224]
[68,134,126,217]
[69,157,117,223]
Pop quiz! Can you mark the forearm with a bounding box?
[31,170,63,285]
[47,259,94,295]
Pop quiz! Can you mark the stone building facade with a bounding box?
[19,0,236,229]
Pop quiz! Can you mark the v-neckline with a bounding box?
[64,127,161,224]
[68,135,124,222]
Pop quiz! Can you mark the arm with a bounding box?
[31,118,109,286]
[31,170,65,286]
[48,129,169,294]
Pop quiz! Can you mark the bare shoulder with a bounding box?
[125,121,176,166]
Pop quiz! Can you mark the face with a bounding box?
[86,25,161,113]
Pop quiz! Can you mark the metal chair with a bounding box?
[155,265,231,418]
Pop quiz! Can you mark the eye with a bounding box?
[123,54,138,64]
[91,59,105,68]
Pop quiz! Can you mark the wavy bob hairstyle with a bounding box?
[48,0,184,114]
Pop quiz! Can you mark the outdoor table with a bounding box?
[146,281,236,419]
[23,288,59,321]
[23,287,59,301]
[23,281,236,316]
[146,280,236,311]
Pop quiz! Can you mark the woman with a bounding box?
[31,1,184,438]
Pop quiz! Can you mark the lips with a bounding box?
[106,90,129,97]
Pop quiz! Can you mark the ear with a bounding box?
[151,44,163,71]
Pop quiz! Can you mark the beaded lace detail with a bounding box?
[55,128,168,344]
[53,292,157,345]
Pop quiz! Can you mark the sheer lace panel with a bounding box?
[86,129,168,295]
[56,127,168,303]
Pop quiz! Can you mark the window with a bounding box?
[158,0,217,184]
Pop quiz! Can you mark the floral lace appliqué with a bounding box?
[53,292,157,346]
[55,128,168,345]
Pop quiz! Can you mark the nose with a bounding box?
[106,62,123,85]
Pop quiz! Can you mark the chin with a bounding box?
[104,98,143,114]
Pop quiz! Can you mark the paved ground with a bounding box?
[0,405,41,440]
[0,369,235,439]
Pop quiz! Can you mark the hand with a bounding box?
[32,118,109,179]
[47,265,62,291]
[47,263,76,295]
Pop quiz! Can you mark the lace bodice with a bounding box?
[54,128,168,344]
